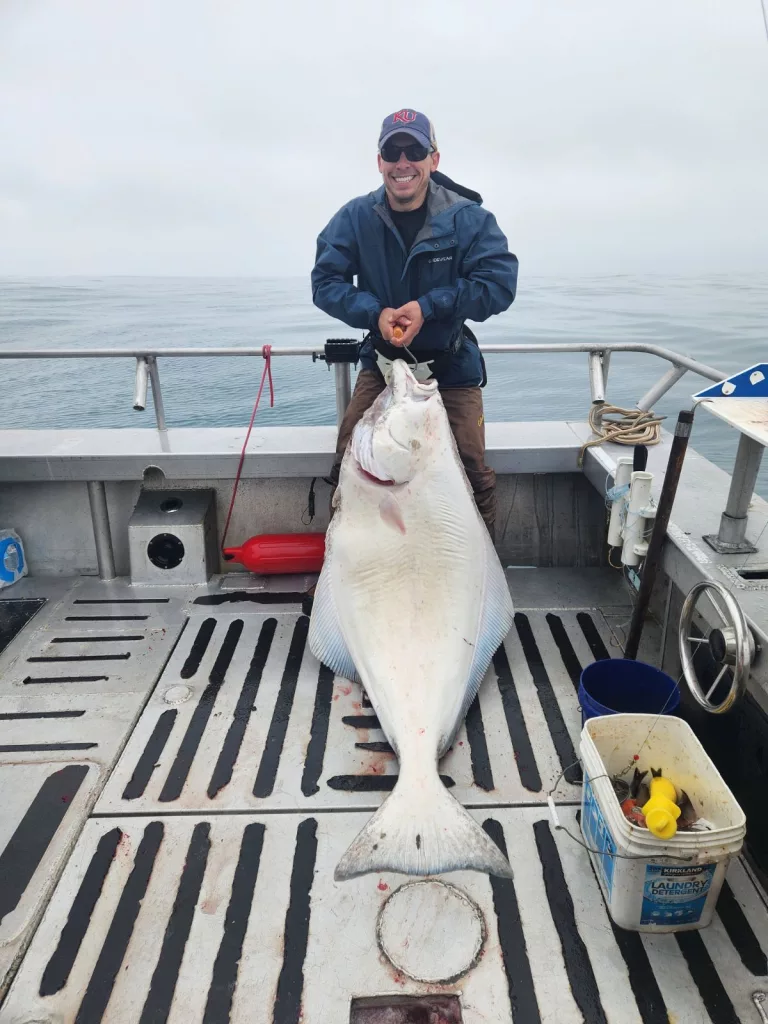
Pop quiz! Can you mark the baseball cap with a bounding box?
[378,109,437,152]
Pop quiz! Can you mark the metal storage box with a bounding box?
[128,489,218,585]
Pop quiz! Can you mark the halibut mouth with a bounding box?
[356,463,396,486]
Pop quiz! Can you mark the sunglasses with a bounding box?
[380,141,431,163]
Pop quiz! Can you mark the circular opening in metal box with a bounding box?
[160,497,183,513]
[147,533,185,570]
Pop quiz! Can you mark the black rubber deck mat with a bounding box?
[0,599,45,657]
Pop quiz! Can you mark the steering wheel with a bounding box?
[678,581,756,714]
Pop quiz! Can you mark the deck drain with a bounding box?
[147,533,185,570]
[163,684,192,704]
[376,880,485,984]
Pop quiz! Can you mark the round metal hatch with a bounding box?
[376,880,486,984]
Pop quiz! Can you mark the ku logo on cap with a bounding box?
[392,109,417,124]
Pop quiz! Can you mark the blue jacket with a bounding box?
[311,179,518,387]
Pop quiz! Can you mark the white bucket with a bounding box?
[579,713,746,933]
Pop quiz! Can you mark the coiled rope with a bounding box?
[578,403,665,466]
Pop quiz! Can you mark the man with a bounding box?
[311,109,518,540]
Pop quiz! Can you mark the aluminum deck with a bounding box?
[0,570,767,1023]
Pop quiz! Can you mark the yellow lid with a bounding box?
[650,776,677,803]
[642,794,681,840]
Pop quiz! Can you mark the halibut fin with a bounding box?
[308,569,360,684]
[334,770,513,881]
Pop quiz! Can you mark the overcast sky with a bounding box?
[1,0,767,277]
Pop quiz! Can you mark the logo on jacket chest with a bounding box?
[428,255,453,264]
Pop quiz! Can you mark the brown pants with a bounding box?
[328,370,496,537]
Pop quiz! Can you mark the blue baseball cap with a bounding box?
[378,109,437,152]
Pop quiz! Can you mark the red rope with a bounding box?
[221,345,274,555]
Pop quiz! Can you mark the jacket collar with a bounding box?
[372,179,471,247]
[372,178,470,217]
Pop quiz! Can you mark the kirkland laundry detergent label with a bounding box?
[582,779,616,897]
[640,864,717,925]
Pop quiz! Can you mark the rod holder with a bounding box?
[588,351,606,405]
[588,352,606,431]
[607,457,634,548]
[133,357,149,411]
[621,471,654,567]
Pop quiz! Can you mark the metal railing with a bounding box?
[0,341,727,432]
[1,339,754,578]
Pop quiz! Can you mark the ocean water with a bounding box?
[1,274,766,497]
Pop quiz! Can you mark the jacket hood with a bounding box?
[431,170,483,205]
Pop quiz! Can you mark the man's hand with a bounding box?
[391,300,424,347]
[378,307,400,342]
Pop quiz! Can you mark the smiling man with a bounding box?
[311,109,518,540]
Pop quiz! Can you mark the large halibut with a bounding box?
[309,359,514,881]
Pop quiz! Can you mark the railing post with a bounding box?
[324,339,359,427]
[335,363,352,427]
[704,433,765,554]
[147,356,167,430]
[601,350,611,393]
[87,481,116,581]
[636,364,687,412]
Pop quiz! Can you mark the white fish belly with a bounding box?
[326,458,500,761]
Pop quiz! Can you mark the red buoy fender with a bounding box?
[224,534,326,575]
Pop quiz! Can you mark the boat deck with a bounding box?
[1,569,767,1023]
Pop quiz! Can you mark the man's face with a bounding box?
[377,132,440,209]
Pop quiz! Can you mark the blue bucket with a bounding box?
[578,659,680,724]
